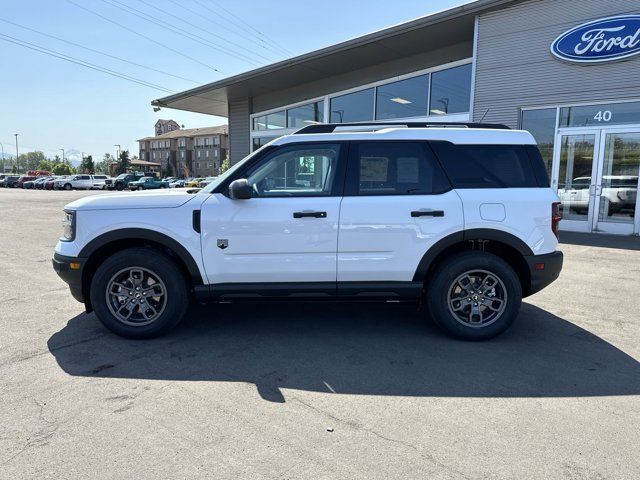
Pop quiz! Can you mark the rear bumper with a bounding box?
[52,253,87,304]
[524,251,563,296]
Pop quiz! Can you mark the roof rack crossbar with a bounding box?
[293,122,510,135]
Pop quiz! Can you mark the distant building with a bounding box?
[155,119,181,136]
[138,125,228,178]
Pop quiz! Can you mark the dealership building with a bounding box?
[153,0,640,235]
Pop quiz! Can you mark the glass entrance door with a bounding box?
[553,128,640,234]
[554,132,600,232]
[593,130,640,234]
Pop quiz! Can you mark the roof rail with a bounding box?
[293,121,511,135]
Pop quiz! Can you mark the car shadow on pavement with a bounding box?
[48,302,640,402]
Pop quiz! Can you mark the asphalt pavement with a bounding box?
[1,188,639,479]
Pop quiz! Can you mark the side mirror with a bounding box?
[229,178,252,200]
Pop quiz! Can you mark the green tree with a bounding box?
[80,155,95,174]
[53,162,73,175]
[95,153,115,174]
[11,164,17,173]
[115,150,130,175]
[18,151,47,171]
[219,158,230,174]
[37,158,54,172]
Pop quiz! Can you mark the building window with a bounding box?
[208,163,212,168]
[287,101,325,128]
[376,75,429,120]
[253,110,286,130]
[204,138,209,146]
[559,101,640,127]
[429,64,472,115]
[197,150,201,158]
[252,136,279,151]
[213,136,220,145]
[214,150,218,157]
[521,108,558,176]
[152,152,156,159]
[206,150,210,158]
[330,88,374,123]
[181,151,185,159]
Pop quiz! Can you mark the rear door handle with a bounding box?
[411,210,445,218]
[293,211,327,219]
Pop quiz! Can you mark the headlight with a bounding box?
[61,210,76,241]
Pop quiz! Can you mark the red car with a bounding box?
[15,176,36,188]
[44,176,62,190]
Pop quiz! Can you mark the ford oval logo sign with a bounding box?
[551,15,640,64]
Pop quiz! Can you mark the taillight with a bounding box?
[551,202,562,239]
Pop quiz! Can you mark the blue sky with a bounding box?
[0,0,470,161]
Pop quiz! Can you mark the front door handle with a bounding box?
[293,211,327,219]
[411,210,445,218]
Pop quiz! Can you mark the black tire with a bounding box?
[64,183,72,191]
[90,247,190,339]
[426,251,522,341]
[116,183,124,191]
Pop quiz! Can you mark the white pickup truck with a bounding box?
[54,174,109,190]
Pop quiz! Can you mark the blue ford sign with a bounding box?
[551,15,640,64]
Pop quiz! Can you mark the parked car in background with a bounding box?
[185,178,204,187]
[199,176,217,188]
[45,176,63,190]
[1,175,19,188]
[22,179,38,189]
[128,177,169,191]
[91,175,111,190]
[33,176,52,189]
[169,179,185,188]
[105,172,145,191]
[54,175,94,190]
[16,176,37,188]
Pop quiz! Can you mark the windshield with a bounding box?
[199,146,271,194]
[116,174,127,179]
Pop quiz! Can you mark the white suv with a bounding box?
[53,122,563,340]
[54,174,94,190]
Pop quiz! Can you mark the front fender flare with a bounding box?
[78,228,204,284]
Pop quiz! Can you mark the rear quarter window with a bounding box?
[429,142,542,188]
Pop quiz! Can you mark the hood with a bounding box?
[65,189,200,211]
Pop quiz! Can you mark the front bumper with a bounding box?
[52,253,87,304]
[524,251,563,296]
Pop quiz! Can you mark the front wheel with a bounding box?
[64,183,72,191]
[426,251,522,341]
[90,248,189,338]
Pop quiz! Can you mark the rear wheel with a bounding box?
[64,183,72,191]
[90,248,189,338]
[426,251,522,340]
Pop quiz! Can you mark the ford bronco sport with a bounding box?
[53,122,563,340]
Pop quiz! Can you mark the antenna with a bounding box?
[479,108,490,123]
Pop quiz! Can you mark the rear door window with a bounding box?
[346,141,451,195]
[429,142,540,188]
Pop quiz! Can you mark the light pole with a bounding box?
[14,134,19,173]
[0,142,4,173]
[114,144,121,160]
[60,148,65,162]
